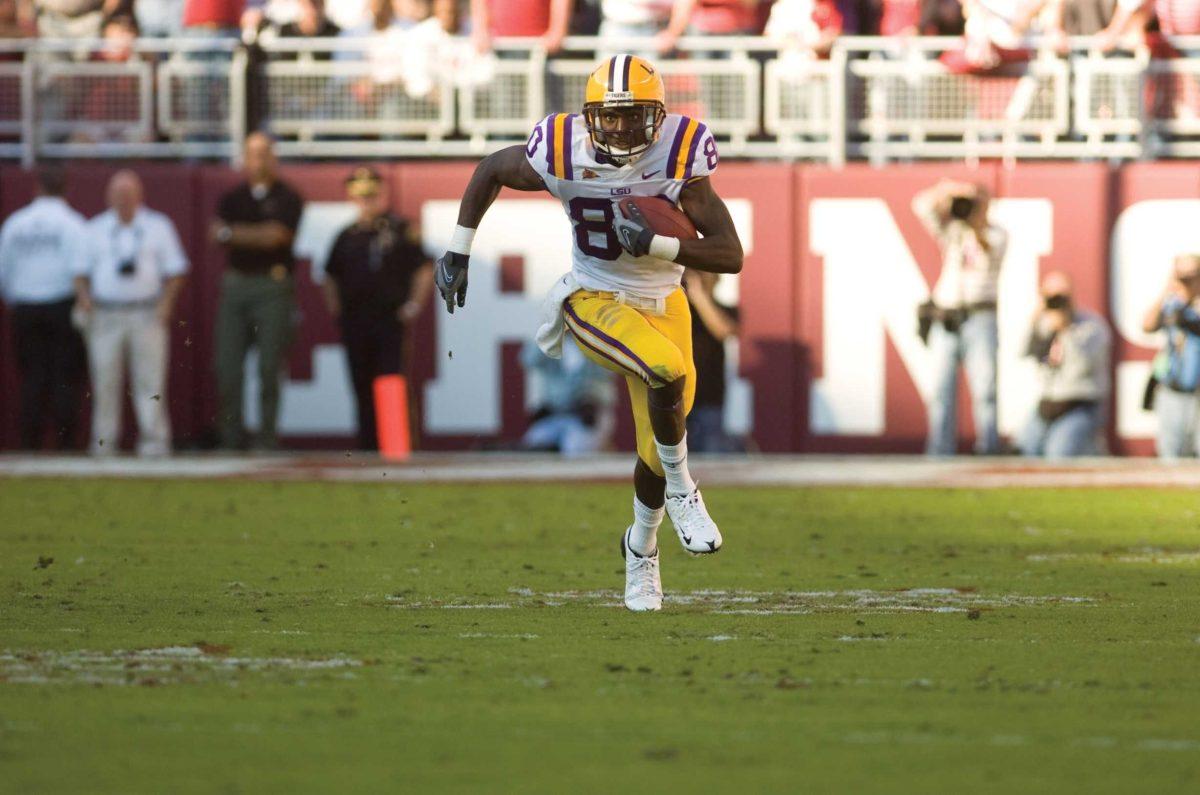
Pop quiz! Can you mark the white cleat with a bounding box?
[620,527,662,612]
[665,487,723,554]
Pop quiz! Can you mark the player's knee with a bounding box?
[647,375,686,414]
[649,350,687,389]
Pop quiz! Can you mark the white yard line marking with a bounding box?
[386,588,1096,613]
[0,647,362,687]
[1027,549,1200,564]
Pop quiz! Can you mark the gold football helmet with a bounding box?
[583,54,666,165]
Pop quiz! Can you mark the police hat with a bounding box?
[346,167,383,197]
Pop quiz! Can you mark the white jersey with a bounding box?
[0,196,89,304]
[525,112,719,300]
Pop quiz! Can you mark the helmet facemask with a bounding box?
[583,101,665,165]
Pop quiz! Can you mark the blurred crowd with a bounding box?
[0,0,1196,68]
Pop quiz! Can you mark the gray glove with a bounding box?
[613,202,655,258]
[436,251,469,313]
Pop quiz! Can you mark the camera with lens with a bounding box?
[1043,294,1070,310]
[949,195,976,221]
[117,258,137,277]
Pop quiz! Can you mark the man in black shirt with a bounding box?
[276,0,340,50]
[211,132,305,450]
[684,269,741,453]
[323,167,432,450]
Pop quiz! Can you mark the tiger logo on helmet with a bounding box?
[583,54,666,165]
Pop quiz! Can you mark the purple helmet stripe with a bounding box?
[620,56,632,93]
[607,57,617,91]
[683,123,707,180]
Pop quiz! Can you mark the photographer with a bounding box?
[73,170,188,457]
[1141,254,1200,459]
[1018,271,1111,458]
[913,179,1007,456]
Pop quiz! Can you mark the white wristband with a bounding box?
[448,225,476,255]
[649,234,681,262]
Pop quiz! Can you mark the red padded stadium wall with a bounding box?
[0,160,1196,454]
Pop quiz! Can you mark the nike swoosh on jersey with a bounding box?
[641,170,659,179]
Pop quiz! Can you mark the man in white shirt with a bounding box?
[913,178,1008,455]
[73,171,189,457]
[0,166,90,450]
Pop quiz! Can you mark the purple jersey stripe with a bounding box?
[545,115,557,176]
[666,118,690,179]
[562,114,574,180]
[683,123,707,180]
[563,301,664,385]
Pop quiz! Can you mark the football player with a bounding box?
[436,54,744,612]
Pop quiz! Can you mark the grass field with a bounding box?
[1,478,1198,794]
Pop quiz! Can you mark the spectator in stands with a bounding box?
[1096,0,1200,52]
[433,0,460,32]
[683,269,742,452]
[321,167,432,451]
[913,179,1006,456]
[469,0,574,54]
[182,0,246,40]
[67,12,153,144]
[764,0,843,59]
[519,338,616,456]
[263,0,341,60]
[1018,271,1111,458]
[918,0,965,35]
[210,133,304,451]
[0,166,90,450]
[278,0,341,38]
[325,0,367,28]
[0,0,35,44]
[136,0,187,36]
[1043,0,1114,51]
[34,0,121,39]
[938,0,1049,74]
[655,0,761,55]
[871,0,920,35]
[96,10,138,62]
[1142,254,1200,459]
[599,0,673,43]
[73,171,188,457]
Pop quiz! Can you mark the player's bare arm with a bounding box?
[675,177,743,273]
[612,176,742,274]
[436,146,546,313]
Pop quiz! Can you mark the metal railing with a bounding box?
[6,34,1200,163]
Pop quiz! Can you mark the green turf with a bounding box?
[1,479,1198,794]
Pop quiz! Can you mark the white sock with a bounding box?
[655,434,697,497]
[629,497,664,556]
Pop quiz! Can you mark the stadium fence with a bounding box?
[4,34,1200,165]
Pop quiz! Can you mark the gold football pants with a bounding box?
[563,287,695,476]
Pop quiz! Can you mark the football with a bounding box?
[617,196,699,240]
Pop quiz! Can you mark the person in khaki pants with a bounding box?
[73,170,188,456]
